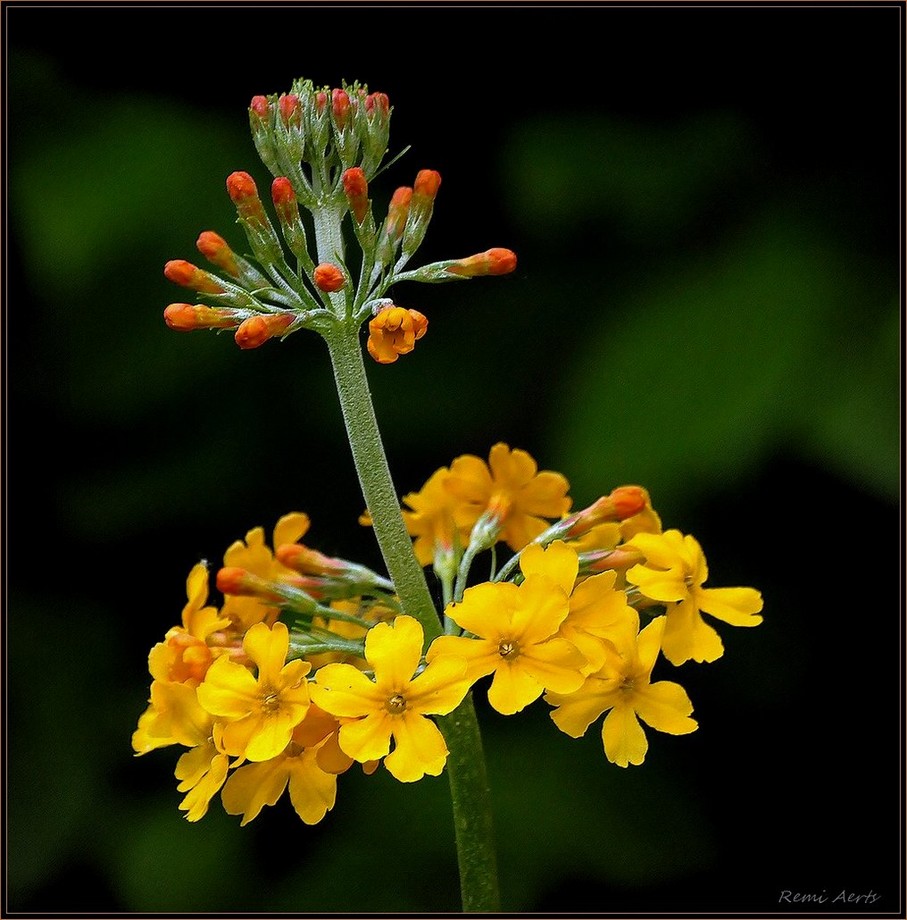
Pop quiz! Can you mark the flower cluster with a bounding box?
[161,79,516,361]
[135,446,762,824]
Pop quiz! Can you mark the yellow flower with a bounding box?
[624,530,763,665]
[197,621,311,761]
[221,512,311,631]
[444,442,571,551]
[366,306,428,364]
[519,541,636,674]
[148,563,231,685]
[546,614,697,767]
[400,467,472,565]
[132,678,214,753]
[310,616,471,782]
[427,569,586,715]
[174,735,230,822]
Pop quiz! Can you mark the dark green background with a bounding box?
[6,2,902,914]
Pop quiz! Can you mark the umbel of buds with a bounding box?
[162,78,516,359]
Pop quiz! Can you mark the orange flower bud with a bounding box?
[366,91,390,118]
[342,167,369,223]
[366,306,428,364]
[566,486,649,538]
[163,259,225,294]
[580,547,645,575]
[384,187,412,241]
[313,263,346,293]
[216,566,283,601]
[279,93,300,126]
[413,169,442,201]
[234,312,294,349]
[446,247,517,277]
[163,303,240,331]
[332,88,350,129]
[250,95,269,119]
[196,231,240,277]
[271,177,295,206]
[276,543,344,577]
[315,90,328,114]
[226,170,259,204]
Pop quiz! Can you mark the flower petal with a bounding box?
[273,512,311,550]
[547,683,619,737]
[519,541,578,595]
[338,710,393,762]
[486,661,545,715]
[633,680,698,735]
[518,638,586,694]
[221,758,290,826]
[625,565,688,603]
[310,663,383,717]
[196,657,259,719]
[385,711,449,782]
[511,575,571,644]
[287,751,338,823]
[425,635,500,683]
[697,587,764,627]
[243,621,290,686]
[364,616,423,690]
[407,655,471,715]
[602,703,648,767]
[446,581,519,637]
[662,600,724,665]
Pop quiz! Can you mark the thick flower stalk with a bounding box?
[136,76,764,913]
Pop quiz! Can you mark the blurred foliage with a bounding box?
[6,5,900,915]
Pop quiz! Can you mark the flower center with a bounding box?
[619,676,636,692]
[498,640,519,660]
[386,694,407,714]
[261,690,282,713]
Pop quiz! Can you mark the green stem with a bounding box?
[438,698,501,912]
[323,322,500,911]
[324,325,441,641]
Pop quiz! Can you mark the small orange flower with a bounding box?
[366,306,428,364]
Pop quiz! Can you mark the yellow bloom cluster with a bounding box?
[134,448,763,826]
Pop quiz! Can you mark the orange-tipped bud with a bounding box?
[226,170,259,204]
[446,247,517,277]
[164,259,225,295]
[332,88,350,129]
[250,95,269,119]
[234,312,294,349]
[367,306,428,364]
[276,543,344,577]
[279,93,300,126]
[216,566,283,602]
[580,547,645,575]
[366,91,390,118]
[271,177,299,224]
[566,486,649,538]
[196,231,240,277]
[342,167,369,223]
[313,263,346,293]
[163,303,240,331]
[315,90,328,114]
[413,169,442,201]
[384,187,412,241]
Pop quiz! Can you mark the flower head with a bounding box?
[427,571,585,715]
[624,530,763,664]
[546,614,698,767]
[445,443,572,551]
[366,306,428,364]
[310,616,472,782]
[197,621,311,762]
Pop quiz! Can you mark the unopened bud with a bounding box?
[276,543,344,577]
[313,263,346,293]
[164,259,225,295]
[279,93,300,126]
[579,547,645,575]
[271,176,296,212]
[164,303,241,331]
[196,231,240,278]
[343,167,369,224]
[365,92,390,118]
[216,567,282,601]
[446,248,517,277]
[315,91,328,114]
[332,88,350,130]
[250,95,270,119]
[413,169,441,202]
[385,187,412,241]
[226,170,259,204]
[566,486,649,538]
[234,313,294,349]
